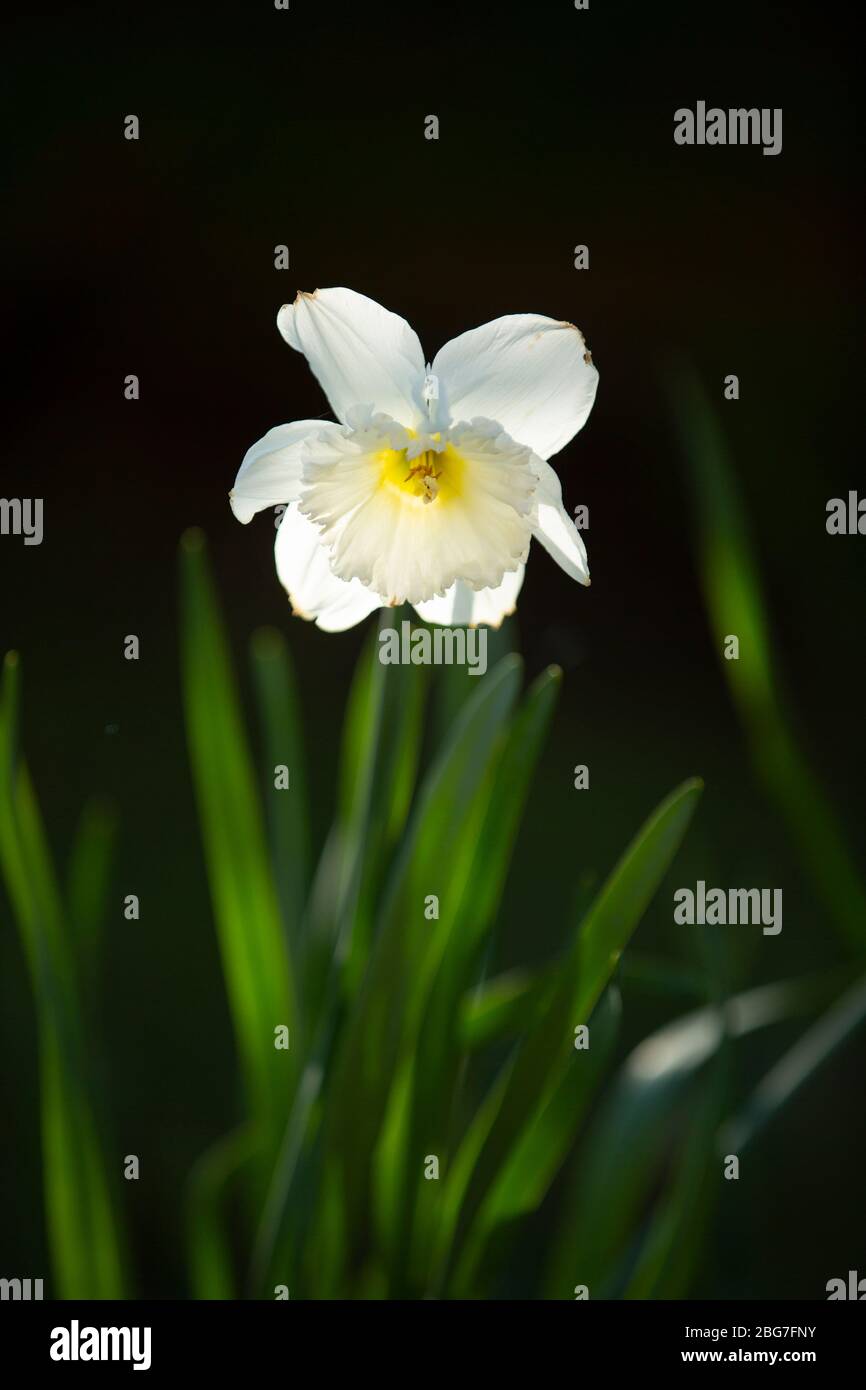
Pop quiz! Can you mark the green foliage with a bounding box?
[179,529,299,1176]
[545,976,828,1299]
[0,654,127,1298]
[3,459,863,1296]
[670,366,866,951]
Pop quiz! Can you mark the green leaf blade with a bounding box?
[436,777,704,1292]
[179,530,298,1162]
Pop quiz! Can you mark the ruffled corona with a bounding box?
[298,413,535,605]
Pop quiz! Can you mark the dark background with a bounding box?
[2,0,863,1297]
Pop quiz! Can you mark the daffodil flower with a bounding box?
[230,288,598,630]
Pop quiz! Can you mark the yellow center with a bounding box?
[379,435,466,509]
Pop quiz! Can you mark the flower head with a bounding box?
[230,288,598,630]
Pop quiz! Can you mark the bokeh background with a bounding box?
[2,0,863,1297]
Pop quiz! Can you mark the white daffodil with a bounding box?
[230,287,598,631]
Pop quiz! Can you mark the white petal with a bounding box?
[274,501,384,631]
[277,288,426,429]
[230,421,337,524]
[432,314,599,459]
[529,455,590,586]
[413,567,525,628]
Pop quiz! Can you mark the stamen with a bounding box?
[403,450,442,503]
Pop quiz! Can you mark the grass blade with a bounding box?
[252,616,428,1295]
[670,367,866,949]
[0,654,127,1298]
[179,530,298,1169]
[185,1126,256,1299]
[724,972,866,1153]
[621,1059,726,1299]
[397,666,562,1287]
[544,974,837,1298]
[305,612,426,1000]
[459,968,547,1051]
[342,613,428,995]
[475,985,622,1231]
[435,777,704,1292]
[66,798,116,1001]
[324,654,523,1278]
[249,627,310,955]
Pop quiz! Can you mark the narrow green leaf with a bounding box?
[243,615,426,1295]
[544,974,836,1298]
[344,614,428,995]
[399,667,562,1286]
[479,985,621,1229]
[250,617,428,1296]
[427,618,515,749]
[451,986,623,1298]
[369,615,429,850]
[303,629,380,958]
[0,659,126,1297]
[621,1059,726,1299]
[459,968,546,1051]
[573,777,705,1022]
[249,627,310,953]
[670,366,866,949]
[325,655,523,1266]
[248,1059,325,1294]
[179,530,297,1165]
[435,777,704,1292]
[724,972,866,1153]
[305,612,427,997]
[66,798,116,997]
[186,1127,256,1300]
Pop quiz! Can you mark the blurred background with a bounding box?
[2,0,863,1297]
